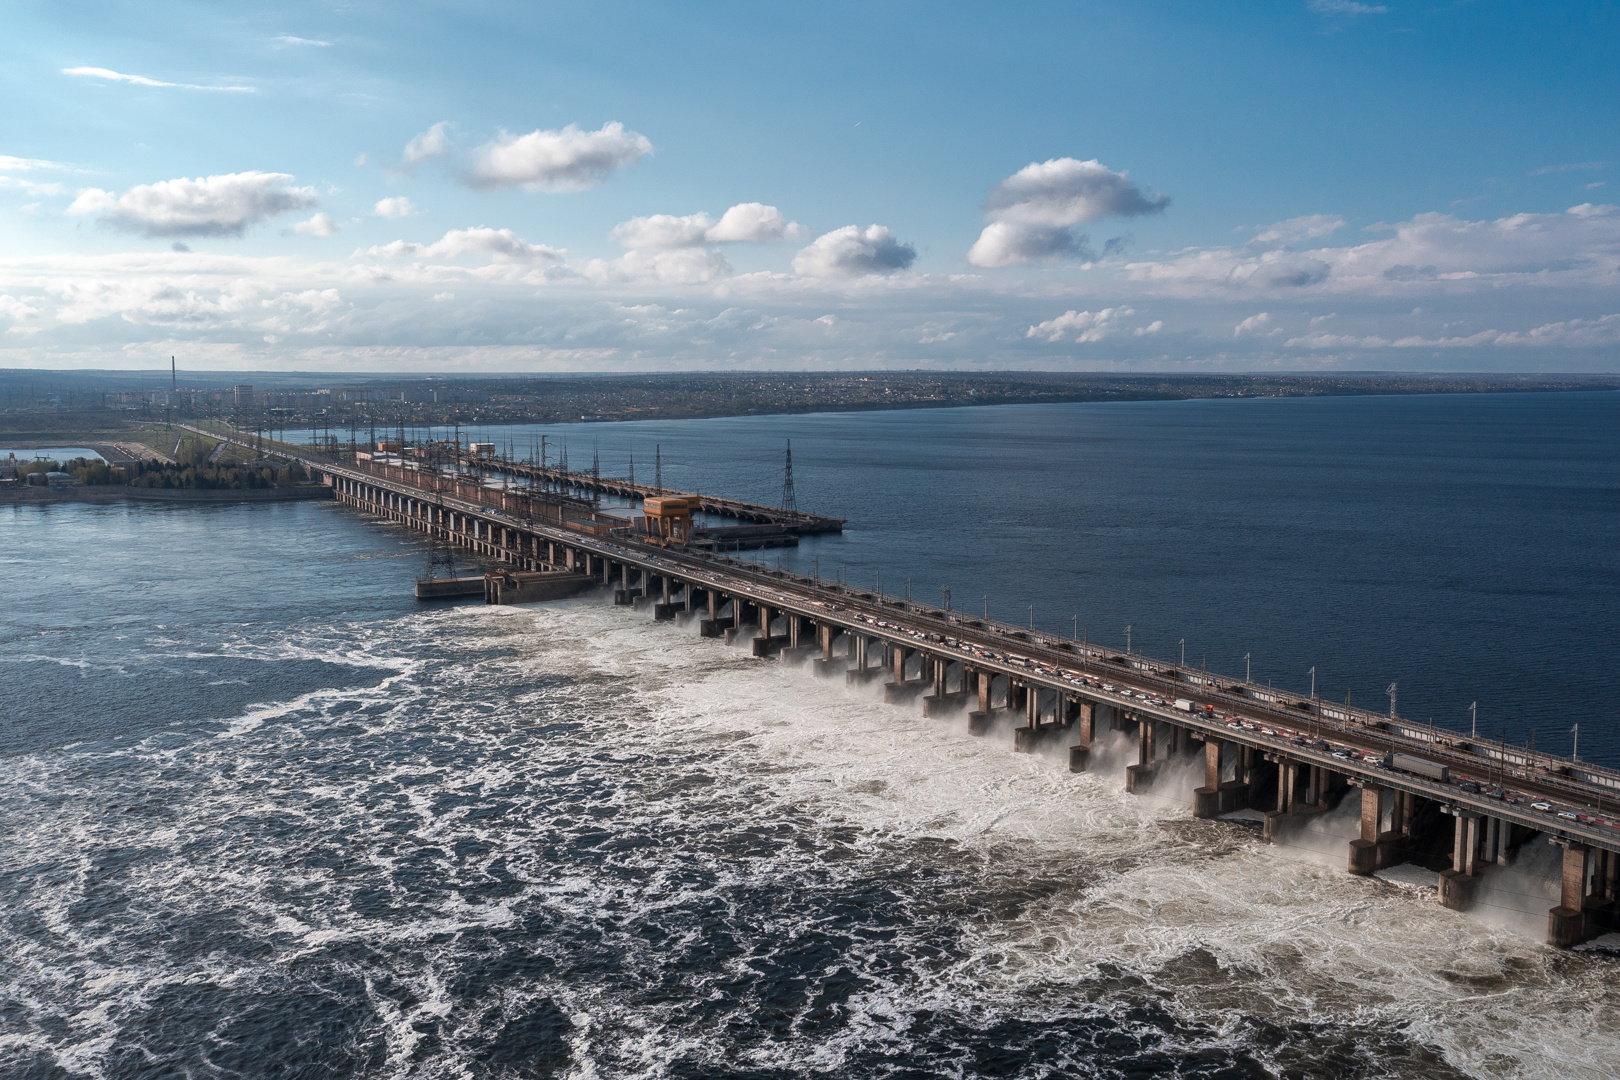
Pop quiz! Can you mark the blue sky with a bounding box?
[2,0,1618,371]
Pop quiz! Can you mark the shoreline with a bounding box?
[1,485,334,506]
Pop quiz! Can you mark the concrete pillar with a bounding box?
[1069,700,1095,773]
[1549,842,1593,947]
[1126,716,1154,793]
[892,646,906,684]
[708,590,719,621]
[856,636,869,670]
[1025,685,1039,729]
[1194,739,1221,818]
[933,657,948,697]
[1439,813,1480,911]
[819,623,835,662]
[1280,761,1298,813]
[978,672,992,714]
[1349,785,1384,875]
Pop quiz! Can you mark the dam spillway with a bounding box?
[189,423,1620,948]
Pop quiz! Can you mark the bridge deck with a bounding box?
[455,453,845,533]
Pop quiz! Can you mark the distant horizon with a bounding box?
[6,367,1619,383]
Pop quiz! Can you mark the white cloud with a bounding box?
[0,295,42,321]
[286,213,340,237]
[1026,307,1145,343]
[585,247,732,285]
[609,202,806,250]
[374,196,417,218]
[0,176,66,196]
[364,226,563,262]
[707,202,806,243]
[1308,0,1387,14]
[274,34,330,47]
[1567,202,1616,218]
[985,158,1170,227]
[466,122,652,192]
[6,198,1620,374]
[967,222,1087,268]
[67,172,318,237]
[792,225,916,277]
[62,66,254,92]
[0,156,69,172]
[1121,207,1620,297]
[1249,214,1347,250]
[611,212,713,250]
[403,122,453,165]
[968,158,1168,267]
[1234,312,1278,337]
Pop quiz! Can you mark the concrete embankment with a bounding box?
[1,485,334,506]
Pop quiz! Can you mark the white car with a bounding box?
[1531,801,1553,812]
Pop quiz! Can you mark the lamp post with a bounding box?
[1029,605,1034,631]
[1243,652,1250,682]
[983,595,989,621]
[1073,615,1079,641]
[1126,625,1132,653]
[1470,701,1477,740]
[1309,666,1316,699]
[1179,639,1186,668]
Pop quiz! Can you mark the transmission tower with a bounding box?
[654,445,663,494]
[628,450,634,488]
[781,439,797,512]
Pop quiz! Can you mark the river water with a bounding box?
[3,391,1617,1078]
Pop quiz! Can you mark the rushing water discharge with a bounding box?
[3,393,1618,1078]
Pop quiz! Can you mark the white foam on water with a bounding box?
[2,593,1615,1079]
[523,599,1620,1079]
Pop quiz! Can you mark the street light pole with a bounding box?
[983,595,989,620]
[1126,625,1132,653]
[1470,701,1477,740]
[1029,605,1034,631]
[1073,615,1079,641]
[1179,639,1186,667]
[1244,652,1250,682]
[1309,666,1316,699]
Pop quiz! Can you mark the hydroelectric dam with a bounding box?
[189,424,1620,949]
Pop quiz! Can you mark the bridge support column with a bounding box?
[1262,759,1301,843]
[1348,784,1385,875]
[1549,842,1595,947]
[811,624,843,675]
[969,672,993,736]
[1069,701,1094,772]
[1013,684,1042,752]
[1126,715,1154,793]
[1194,739,1221,818]
[1438,812,1480,910]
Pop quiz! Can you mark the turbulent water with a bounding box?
[4,393,1619,1078]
